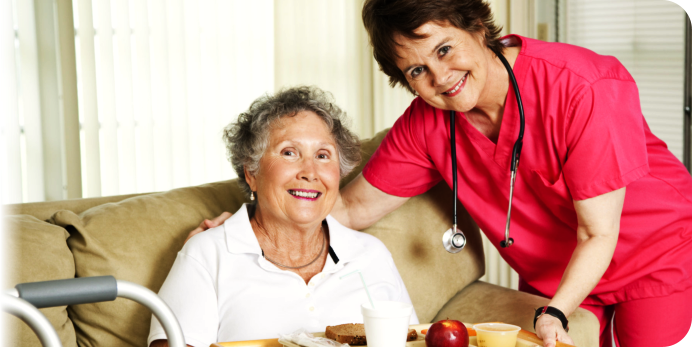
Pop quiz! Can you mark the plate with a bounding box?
[279,324,433,347]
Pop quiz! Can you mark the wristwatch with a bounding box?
[534,306,569,332]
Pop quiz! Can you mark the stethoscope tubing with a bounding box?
[447,50,525,252]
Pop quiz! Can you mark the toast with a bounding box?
[325,323,418,345]
[325,323,367,345]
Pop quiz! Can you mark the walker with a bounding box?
[2,276,185,347]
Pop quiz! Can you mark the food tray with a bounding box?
[213,322,575,347]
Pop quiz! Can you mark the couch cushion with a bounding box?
[3,215,77,347]
[51,180,248,347]
[345,129,486,323]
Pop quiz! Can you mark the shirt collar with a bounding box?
[224,204,262,255]
[224,204,367,264]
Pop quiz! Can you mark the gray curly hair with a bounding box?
[223,86,361,196]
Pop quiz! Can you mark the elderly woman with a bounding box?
[148,86,418,347]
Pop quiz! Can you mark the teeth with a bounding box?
[290,190,319,198]
[444,74,467,94]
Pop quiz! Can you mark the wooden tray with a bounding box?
[212,323,575,347]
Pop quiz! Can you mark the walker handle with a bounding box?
[15,276,117,308]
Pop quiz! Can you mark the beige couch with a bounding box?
[3,129,599,347]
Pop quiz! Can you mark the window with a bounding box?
[564,0,687,161]
[2,0,412,204]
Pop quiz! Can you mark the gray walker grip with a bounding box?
[15,276,117,308]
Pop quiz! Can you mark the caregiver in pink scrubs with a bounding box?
[189,1,692,346]
[341,1,692,346]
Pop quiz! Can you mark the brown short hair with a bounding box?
[362,0,504,94]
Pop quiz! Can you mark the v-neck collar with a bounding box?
[454,35,527,171]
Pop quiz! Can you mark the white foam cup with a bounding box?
[361,301,413,347]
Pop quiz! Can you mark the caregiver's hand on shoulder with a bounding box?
[535,314,574,347]
[184,212,233,244]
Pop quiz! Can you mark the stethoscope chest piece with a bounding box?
[442,225,466,253]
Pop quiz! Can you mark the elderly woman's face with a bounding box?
[393,21,493,112]
[246,111,341,226]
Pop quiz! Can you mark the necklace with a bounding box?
[263,227,326,270]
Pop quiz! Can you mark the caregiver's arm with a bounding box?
[535,187,625,347]
[331,173,410,230]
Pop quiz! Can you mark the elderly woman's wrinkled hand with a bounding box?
[535,314,573,347]
[184,212,233,244]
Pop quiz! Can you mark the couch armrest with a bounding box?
[433,281,599,347]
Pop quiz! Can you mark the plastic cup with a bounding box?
[473,323,521,347]
[361,301,413,347]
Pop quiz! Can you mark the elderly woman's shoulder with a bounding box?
[181,224,227,255]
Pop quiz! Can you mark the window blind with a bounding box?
[72,0,275,197]
[5,0,413,203]
[566,0,686,160]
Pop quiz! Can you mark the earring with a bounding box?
[250,192,255,201]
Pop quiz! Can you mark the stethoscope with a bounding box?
[442,52,525,253]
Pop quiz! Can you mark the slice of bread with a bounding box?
[325,323,367,345]
[325,324,418,345]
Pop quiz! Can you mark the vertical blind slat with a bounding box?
[16,0,45,202]
[216,0,236,181]
[131,0,155,193]
[35,0,67,202]
[1,0,22,204]
[149,0,173,191]
[200,0,222,182]
[76,0,102,197]
[113,0,137,194]
[183,0,204,186]
[166,0,190,189]
[94,0,119,196]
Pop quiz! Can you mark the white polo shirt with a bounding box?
[148,204,418,347]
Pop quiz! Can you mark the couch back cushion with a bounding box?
[4,215,77,347]
[51,181,248,347]
[49,129,484,346]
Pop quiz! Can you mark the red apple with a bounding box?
[425,319,469,347]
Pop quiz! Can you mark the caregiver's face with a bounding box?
[247,111,341,227]
[394,21,492,112]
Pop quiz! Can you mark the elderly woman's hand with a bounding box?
[184,212,233,244]
[535,314,574,347]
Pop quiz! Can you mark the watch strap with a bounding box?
[534,306,569,332]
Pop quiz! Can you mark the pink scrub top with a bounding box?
[363,35,692,306]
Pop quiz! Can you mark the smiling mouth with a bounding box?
[288,189,321,200]
[442,73,468,95]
